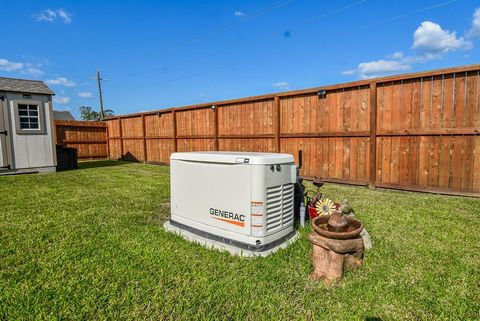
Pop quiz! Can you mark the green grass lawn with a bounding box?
[0,161,479,320]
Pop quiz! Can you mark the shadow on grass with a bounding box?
[77,160,130,170]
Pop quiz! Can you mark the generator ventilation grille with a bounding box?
[266,183,294,233]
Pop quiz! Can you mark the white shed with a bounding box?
[0,77,56,174]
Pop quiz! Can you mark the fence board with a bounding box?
[219,99,274,135]
[145,113,173,137]
[55,120,107,159]
[176,108,213,136]
[121,117,143,138]
[219,138,275,152]
[177,138,215,152]
[109,139,122,160]
[146,139,173,164]
[123,138,144,162]
[473,137,480,191]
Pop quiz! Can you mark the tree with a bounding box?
[103,109,115,118]
[79,106,98,120]
[80,106,115,120]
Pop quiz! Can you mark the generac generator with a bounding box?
[165,151,299,256]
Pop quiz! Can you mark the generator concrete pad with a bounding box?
[164,220,300,257]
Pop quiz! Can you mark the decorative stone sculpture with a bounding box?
[309,212,364,281]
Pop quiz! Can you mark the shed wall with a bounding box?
[6,92,56,170]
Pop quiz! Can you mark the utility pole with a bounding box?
[96,68,105,120]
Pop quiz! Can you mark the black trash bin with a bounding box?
[56,145,78,170]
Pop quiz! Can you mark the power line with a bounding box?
[124,47,280,91]
[62,0,460,109]
[107,0,295,74]
[113,0,370,92]
[179,0,295,46]
[58,0,295,92]
[55,74,94,101]
[294,0,367,27]
[108,0,367,83]
[373,0,457,25]
[342,0,458,34]
[119,0,460,97]
[110,46,234,80]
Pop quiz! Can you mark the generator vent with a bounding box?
[266,183,294,233]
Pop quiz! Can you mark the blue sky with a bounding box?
[1,0,480,118]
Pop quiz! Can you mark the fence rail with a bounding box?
[55,120,108,159]
[105,64,480,197]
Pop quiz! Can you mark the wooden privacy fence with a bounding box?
[106,64,480,197]
[55,120,108,159]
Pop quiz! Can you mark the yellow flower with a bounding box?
[316,198,336,216]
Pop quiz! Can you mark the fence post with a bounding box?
[55,123,61,145]
[172,109,178,153]
[213,106,219,151]
[141,114,147,163]
[274,96,281,153]
[369,82,377,189]
[118,116,124,160]
[105,120,110,160]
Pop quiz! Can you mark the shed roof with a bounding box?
[0,77,54,95]
[53,110,75,121]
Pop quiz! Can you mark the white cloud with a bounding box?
[358,60,410,75]
[234,11,245,17]
[467,8,480,38]
[412,21,470,56]
[25,67,43,77]
[272,81,289,89]
[33,8,72,24]
[0,58,23,72]
[56,9,72,24]
[34,9,56,22]
[356,60,410,79]
[388,51,404,59]
[341,69,356,76]
[46,77,77,87]
[0,58,44,76]
[342,12,480,79]
[78,91,93,98]
[53,96,71,104]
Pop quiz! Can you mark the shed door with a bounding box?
[0,93,9,169]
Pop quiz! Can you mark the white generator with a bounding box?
[165,151,299,256]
